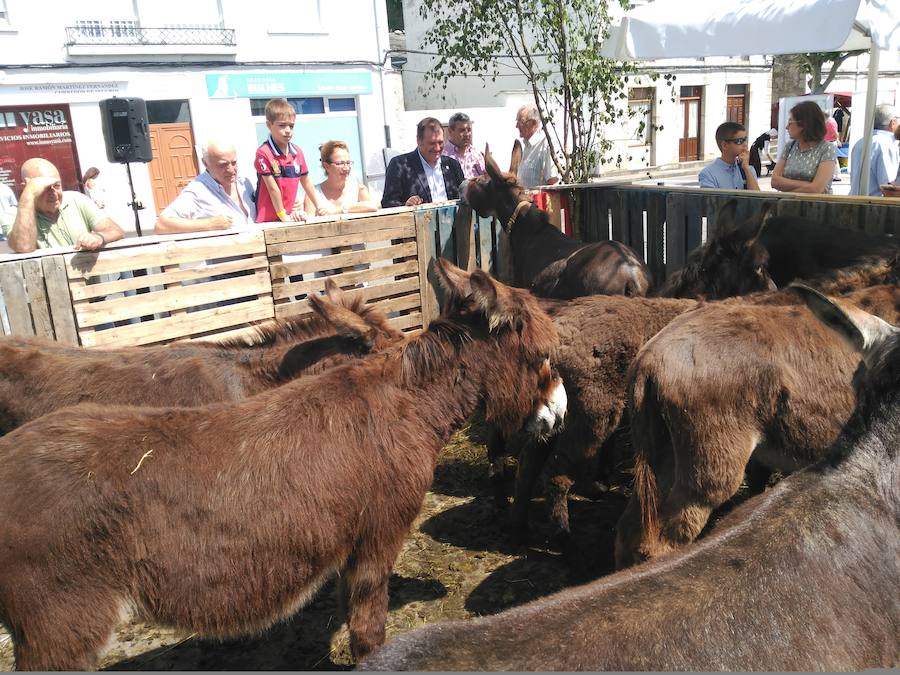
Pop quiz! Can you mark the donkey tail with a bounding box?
[628,367,665,549]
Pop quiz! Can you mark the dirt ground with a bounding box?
[0,419,746,671]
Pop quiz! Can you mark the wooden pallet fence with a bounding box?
[0,255,79,344]
[265,213,426,333]
[65,230,273,348]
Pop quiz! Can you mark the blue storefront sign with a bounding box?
[206,71,373,98]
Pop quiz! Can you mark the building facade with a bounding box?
[0,0,403,235]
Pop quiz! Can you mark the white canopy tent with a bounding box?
[600,0,900,195]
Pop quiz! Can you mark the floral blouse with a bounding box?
[782,140,837,193]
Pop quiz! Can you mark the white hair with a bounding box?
[201,138,236,163]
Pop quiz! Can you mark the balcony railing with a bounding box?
[66,24,236,47]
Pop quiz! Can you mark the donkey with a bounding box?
[359,290,899,671]
[488,294,697,542]
[615,282,900,567]
[0,260,566,670]
[659,200,899,299]
[465,153,650,299]
[0,279,404,434]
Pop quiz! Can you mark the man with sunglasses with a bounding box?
[698,122,760,191]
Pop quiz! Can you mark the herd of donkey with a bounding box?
[0,155,898,670]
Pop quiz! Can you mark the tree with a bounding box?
[417,0,642,184]
[794,51,866,94]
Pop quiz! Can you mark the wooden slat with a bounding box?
[266,225,415,256]
[81,297,275,348]
[477,215,494,273]
[388,311,424,332]
[73,270,272,326]
[264,213,415,244]
[372,292,421,314]
[69,255,269,301]
[435,205,456,261]
[270,242,417,278]
[453,205,476,272]
[645,192,666,286]
[21,258,54,338]
[271,260,419,300]
[415,209,439,327]
[0,262,33,336]
[65,231,266,278]
[41,256,79,345]
[274,276,421,316]
[665,192,688,278]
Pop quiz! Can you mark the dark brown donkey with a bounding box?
[0,260,566,670]
[615,283,900,567]
[465,154,650,299]
[0,279,404,434]
[490,294,697,543]
[359,290,900,671]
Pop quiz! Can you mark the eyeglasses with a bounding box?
[327,160,353,167]
[724,137,747,145]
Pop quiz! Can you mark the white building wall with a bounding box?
[0,0,404,236]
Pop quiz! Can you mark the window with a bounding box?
[147,100,191,124]
[249,97,353,116]
[328,98,356,113]
[626,87,654,145]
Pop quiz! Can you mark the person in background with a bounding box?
[849,103,900,197]
[824,117,842,182]
[304,140,378,216]
[2,158,123,252]
[0,182,16,222]
[154,139,256,234]
[442,112,485,179]
[771,100,836,194]
[698,122,760,191]
[880,125,900,198]
[254,97,327,222]
[81,167,109,209]
[514,103,559,188]
[381,117,465,208]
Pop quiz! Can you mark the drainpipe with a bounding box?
[372,0,392,152]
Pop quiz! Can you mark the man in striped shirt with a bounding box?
[442,112,485,179]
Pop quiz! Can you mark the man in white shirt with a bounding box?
[850,104,900,197]
[514,104,560,188]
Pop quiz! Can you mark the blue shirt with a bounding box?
[161,171,257,224]
[698,158,756,189]
[850,129,900,196]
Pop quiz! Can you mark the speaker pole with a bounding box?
[124,162,144,237]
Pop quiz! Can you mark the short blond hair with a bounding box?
[265,98,296,123]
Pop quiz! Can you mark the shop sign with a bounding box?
[0,104,82,194]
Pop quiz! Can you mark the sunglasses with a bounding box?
[725,137,747,145]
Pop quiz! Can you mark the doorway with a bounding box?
[726,84,748,126]
[146,100,198,215]
[679,86,703,161]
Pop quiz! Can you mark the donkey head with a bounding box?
[464,151,531,220]
[661,200,776,299]
[432,257,566,438]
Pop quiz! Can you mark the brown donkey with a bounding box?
[0,279,404,434]
[359,290,900,671]
[615,283,900,567]
[0,260,565,670]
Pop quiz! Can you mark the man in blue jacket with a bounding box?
[381,117,465,208]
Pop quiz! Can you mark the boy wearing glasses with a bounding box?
[254,98,327,223]
[698,122,760,191]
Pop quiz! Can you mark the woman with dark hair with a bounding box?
[771,100,836,194]
[81,166,107,209]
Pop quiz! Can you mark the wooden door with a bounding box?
[148,123,199,215]
[726,95,746,125]
[679,97,701,161]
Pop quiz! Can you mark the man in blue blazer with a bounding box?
[381,117,465,208]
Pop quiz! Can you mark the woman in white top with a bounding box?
[82,167,109,209]
[304,140,379,217]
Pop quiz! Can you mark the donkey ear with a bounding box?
[509,139,523,175]
[789,283,899,361]
[470,269,520,332]
[714,199,738,236]
[307,291,373,340]
[485,151,505,182]
[323,277,344,305]
[432,257,472,298]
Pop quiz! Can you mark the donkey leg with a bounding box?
[485,424,511,508]
[659,428,758,551]
[509,438,552,541]
[343,533,407,662]
[10,587,123,671]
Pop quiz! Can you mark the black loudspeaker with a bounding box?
[99,97,153,163]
